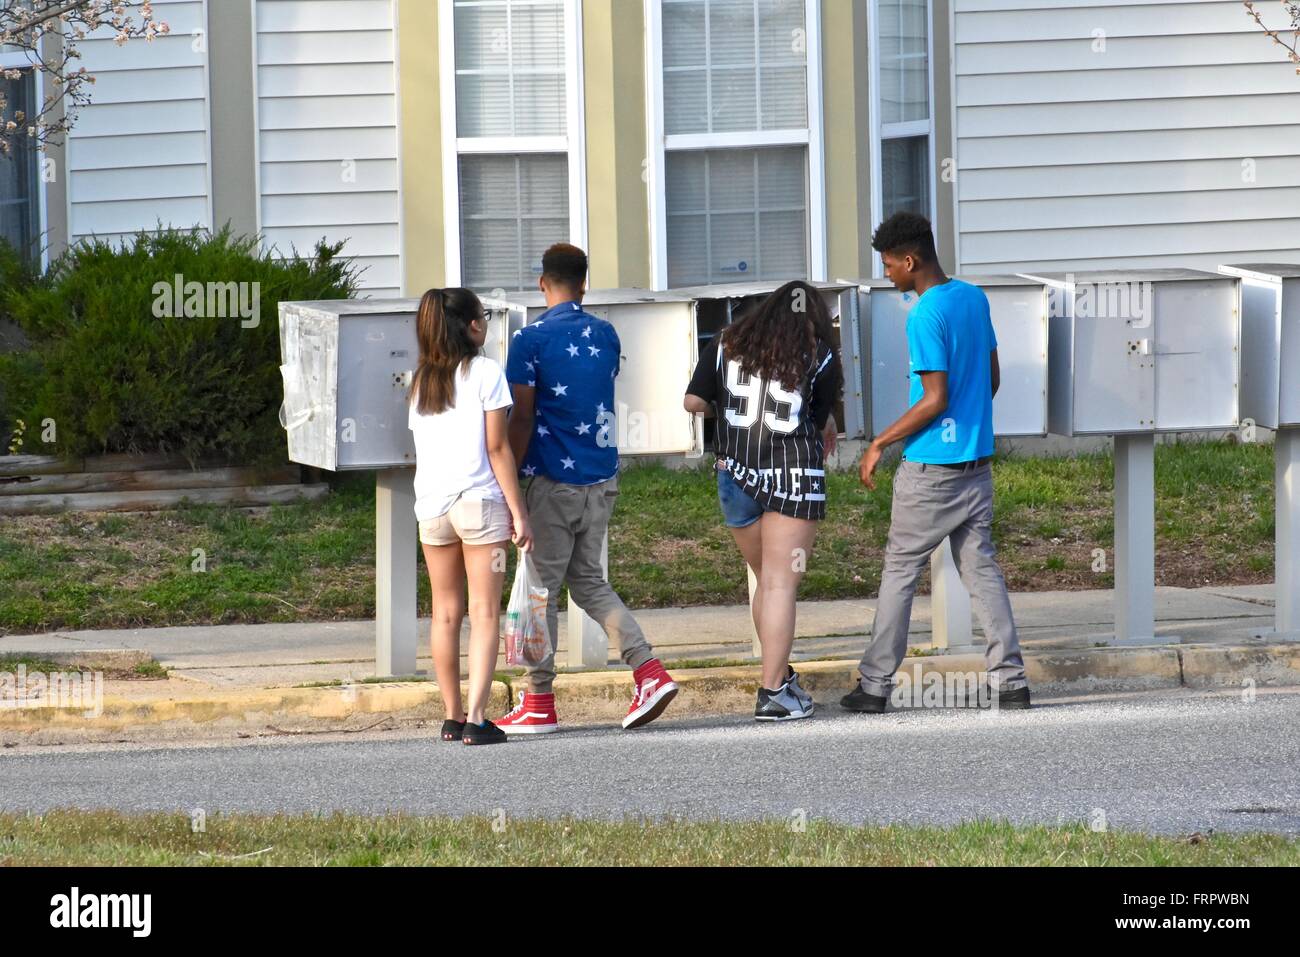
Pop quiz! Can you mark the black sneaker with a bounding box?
[462,719,508,745]
[440,719,466,742]
[990,685,1032,710]
[840,683,889,713]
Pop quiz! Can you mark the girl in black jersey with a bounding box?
[684,281,844,721]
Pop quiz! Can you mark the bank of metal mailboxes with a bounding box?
[277,297,518,471]
[1218,264,1300,429]
[502,289,702,456]
[1020,269,1240,436]
[669,281,865,439]
[856,275,1050,438]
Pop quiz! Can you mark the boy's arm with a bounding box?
[508,384,536,467]
[991,349,1001,398]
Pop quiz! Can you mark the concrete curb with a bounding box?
[0,681,512,734]
[1,643,1295,736]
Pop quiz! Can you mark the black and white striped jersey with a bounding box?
[686,336,838,521]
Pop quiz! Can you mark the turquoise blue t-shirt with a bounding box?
[902,278,997,464]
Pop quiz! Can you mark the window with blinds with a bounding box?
[662,0,808,135]
[450,0,574,291]
[459,153,569,291]
[665,146,808,287]
[454,0,567,137]
[658,0,813,285]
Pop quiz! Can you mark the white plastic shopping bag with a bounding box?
[504,549,550,666]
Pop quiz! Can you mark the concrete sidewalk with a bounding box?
[0,582,1285,691]
[1,582,1298,740]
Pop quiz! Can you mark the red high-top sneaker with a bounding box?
[496,691,558,734]
[622,659,678,730]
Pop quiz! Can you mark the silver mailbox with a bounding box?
[1218,264,1300,429]
[855,275,1049,438]
[1021,269,1240,436]
[277,297,518,471]
[503,289,702,456]
[669,281,865,439]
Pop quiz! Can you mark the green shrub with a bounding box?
[0,226,357,465]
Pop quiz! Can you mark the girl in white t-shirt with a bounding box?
[409,287,532,746]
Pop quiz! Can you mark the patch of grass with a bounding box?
[0,810,1293,866]
[0,653,167,681]
[294,676,433,689]
[0,442,1278,632]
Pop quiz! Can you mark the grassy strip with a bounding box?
[0,810,1293,866]
[0,653,166,681]
[0,441,1275,633]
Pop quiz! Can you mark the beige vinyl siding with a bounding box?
[254,0,402,297]
[952,0,1300,272]
[65,0,212,245]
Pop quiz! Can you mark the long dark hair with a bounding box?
[720,280,837,393]
[409,287,485,415]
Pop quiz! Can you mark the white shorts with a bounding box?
[419,494,513,547]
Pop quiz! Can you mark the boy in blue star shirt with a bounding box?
[497,244,677,735]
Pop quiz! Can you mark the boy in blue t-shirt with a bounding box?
[843,213,1031,714]
[495,244,677,735]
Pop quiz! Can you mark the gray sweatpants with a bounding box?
[523,474,654,693]
[858,459,1028,695]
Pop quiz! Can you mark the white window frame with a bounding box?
[644,0,827,290]
[438,0,588,288]
[0,49,47,268]
[868,0,937,278]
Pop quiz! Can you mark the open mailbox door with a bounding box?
[669,281,865,440]
[277,296,519,471]
[1219,263,1300,430]
[854,275,1048,440]
[504,290,702,457]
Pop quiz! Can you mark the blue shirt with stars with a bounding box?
[506,300,622,485]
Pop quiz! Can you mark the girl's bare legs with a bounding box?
[729,522,765,636]
[423,541,467,722]
[462,540,508,726]
[756,512,817,690]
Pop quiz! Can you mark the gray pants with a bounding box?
[859,459,1028,695]
[523,474,654,693]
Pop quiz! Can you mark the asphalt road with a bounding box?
[2,688,1298,835]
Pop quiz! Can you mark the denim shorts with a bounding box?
[716,467,766,529]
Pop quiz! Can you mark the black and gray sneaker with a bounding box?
[785,666,815,715]
[755,680,815,721]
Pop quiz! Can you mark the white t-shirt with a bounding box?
[408,356,514,521]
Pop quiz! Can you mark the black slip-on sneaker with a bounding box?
[991,685,1033,710]
[462,719,508,745]
[440,719,466,742]
[840,683,889,713]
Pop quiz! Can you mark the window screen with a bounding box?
[881,135,928,217]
